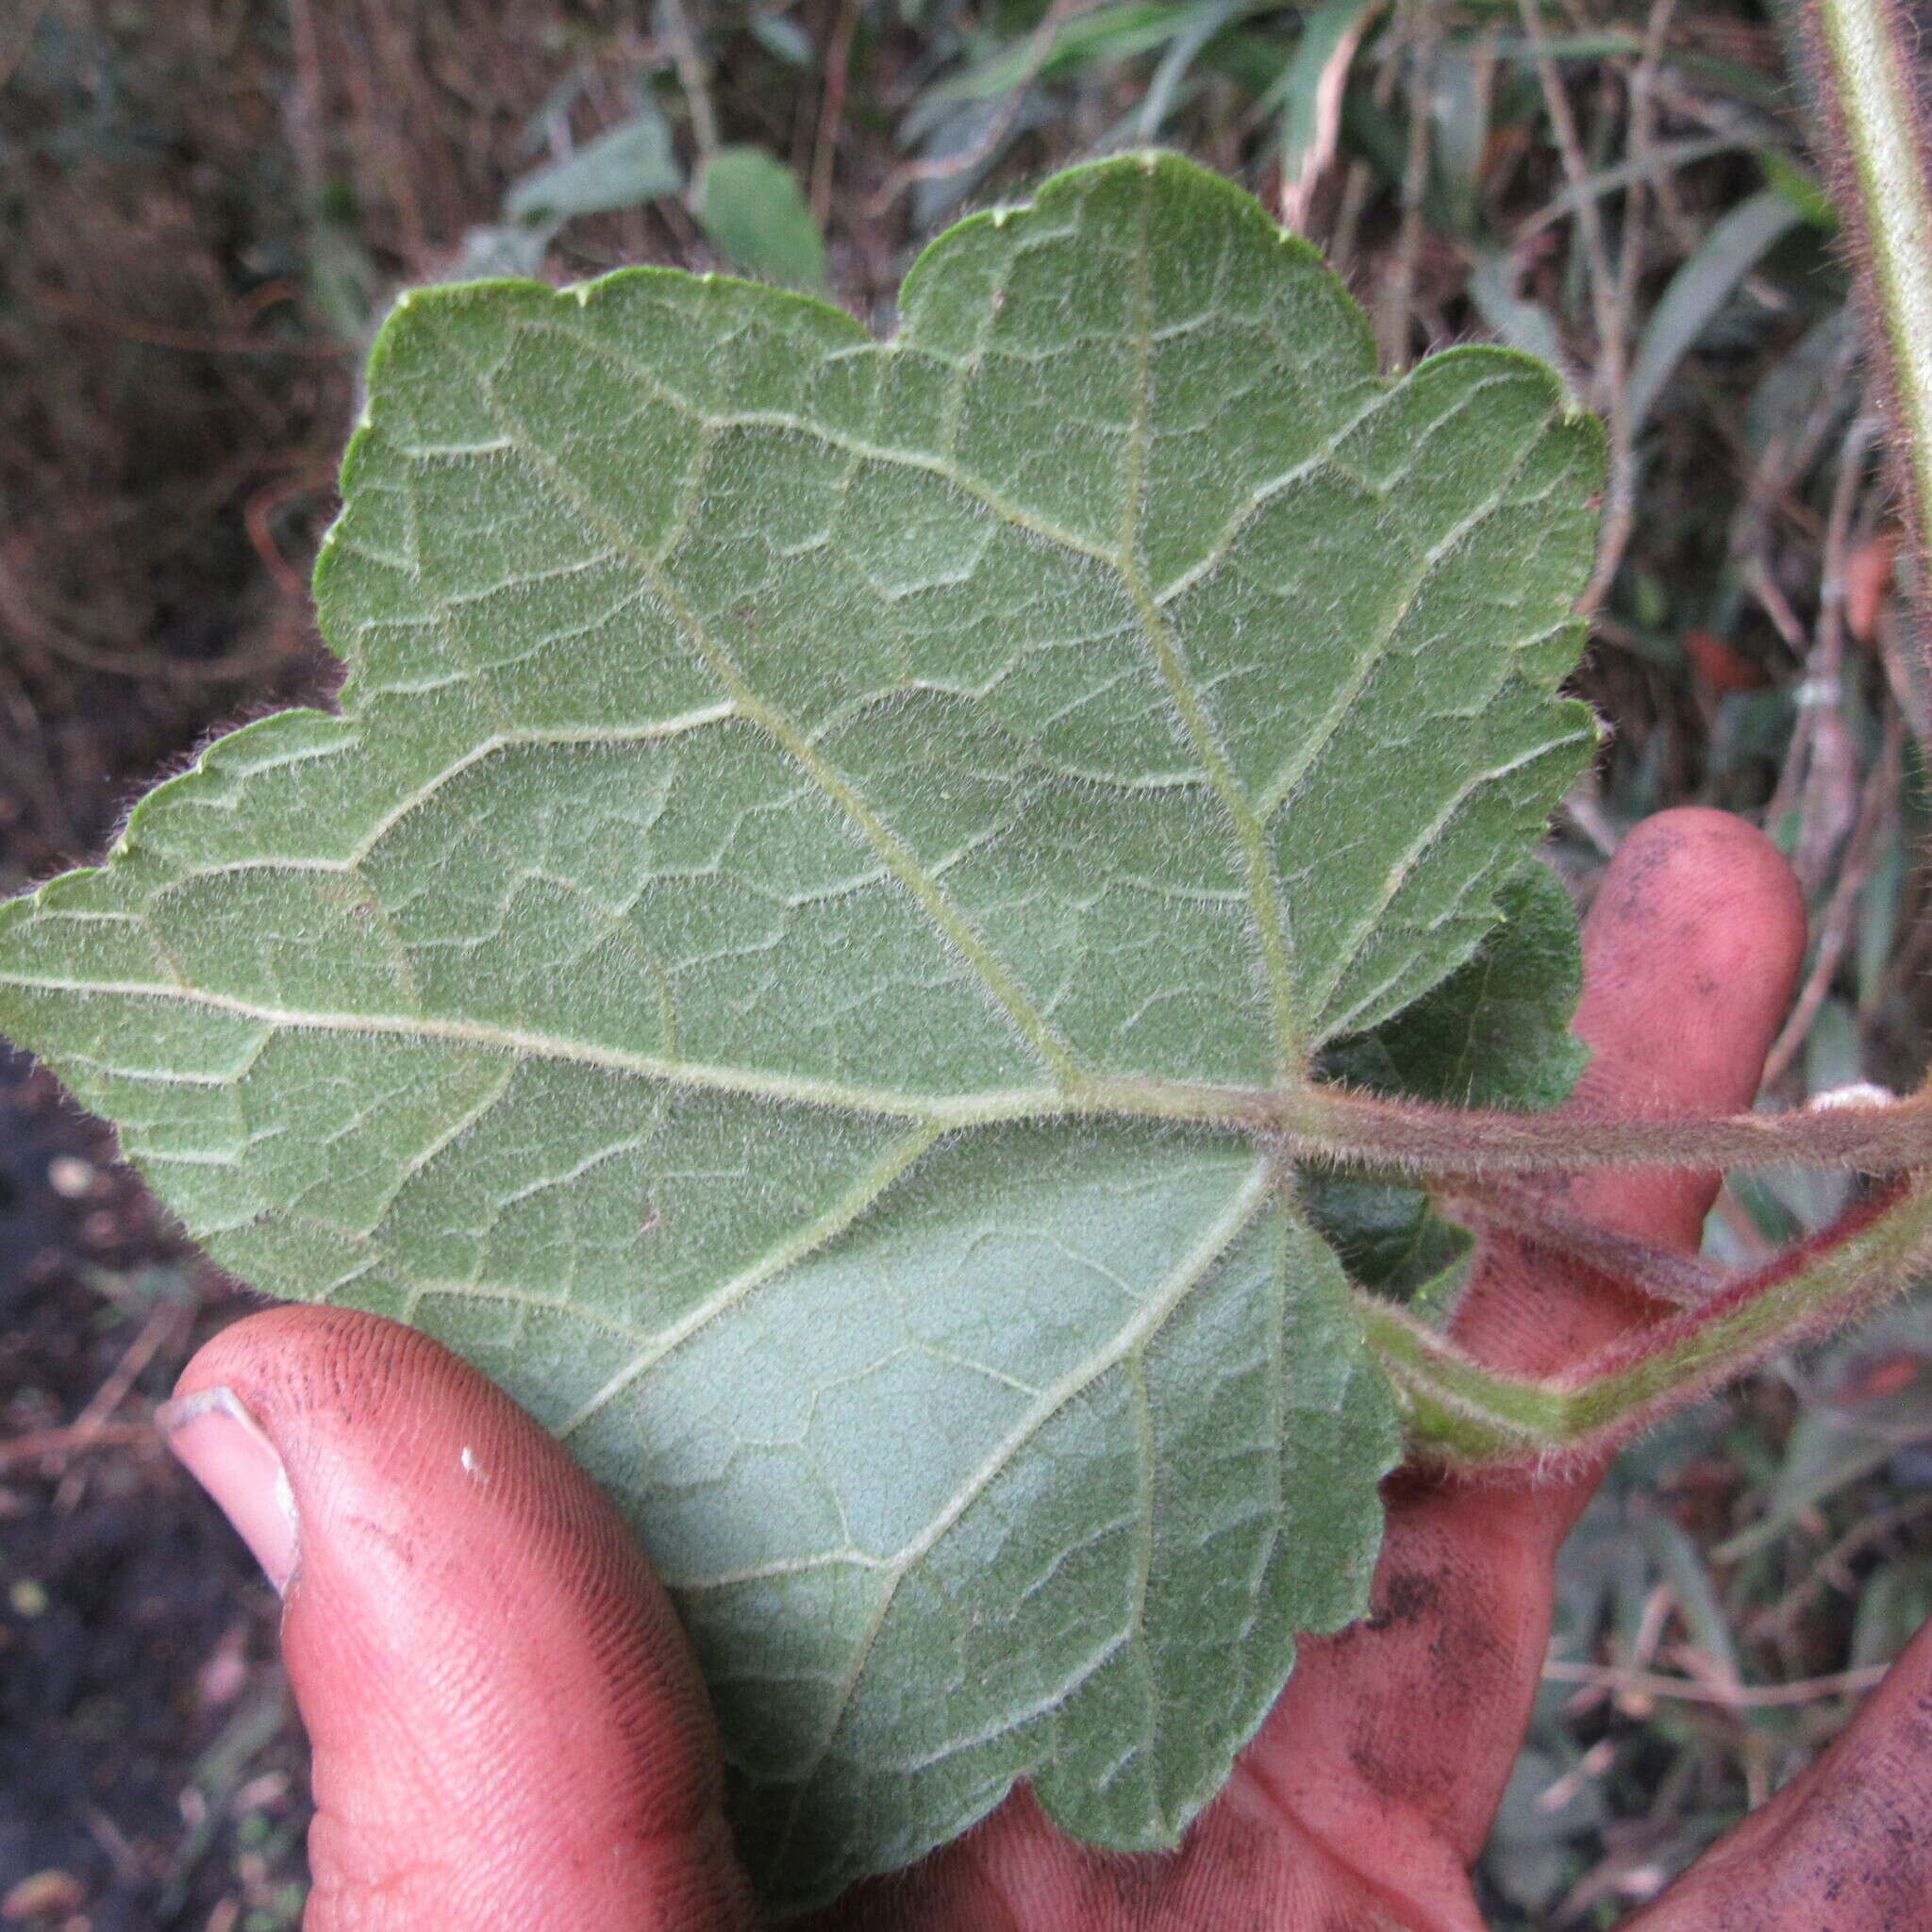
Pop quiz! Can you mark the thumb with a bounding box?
[158,1304,757,1932]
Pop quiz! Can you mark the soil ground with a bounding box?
[0,1047,306,1930]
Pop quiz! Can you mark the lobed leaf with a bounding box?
[0,154,1601,1907]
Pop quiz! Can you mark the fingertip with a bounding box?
[1574,806,1807,1122]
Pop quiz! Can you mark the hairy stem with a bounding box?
[1807,0,1932,585]
[1434,1179,1729,1307]
[1297,1082,1932,1174]
[1367,1177,1932,1466]
[1081,1074,1932,1172]
[1357,1297,1573,1461]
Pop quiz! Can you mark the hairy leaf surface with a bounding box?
[0,154,1602,1907]
[1306,863,1590,1296]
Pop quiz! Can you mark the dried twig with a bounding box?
[811,0,861,225]
[71,1301,187,1444]
[0,1421,158,1474]
[1327,20,1406,278]
[1760,701,1902,1087]
[1584,0,1679,614]
[0,554,301,687]
[29,286,342,359]
[1380,4,1439,369]
[52,1297,191,1508]
[1515,0,1622,387]
[1751,1489,1932,1642]
[1543,1656,1891,1708]
[659,0,719,158]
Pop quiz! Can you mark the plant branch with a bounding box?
[1292,1081,1932,1174]
[1368,1176,1932,1466]
[1073,1074,1932,1172]
[1807,0,1932,609]
[1357,1295,1573,1461]
[1435,1178,1729,1307]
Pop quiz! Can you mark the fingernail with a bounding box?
[156,1386,299,1593]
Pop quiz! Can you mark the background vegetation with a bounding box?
[1,1,1926,1924]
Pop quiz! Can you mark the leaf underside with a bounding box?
[0,154,1602,1909]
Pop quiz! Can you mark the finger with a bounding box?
[1237,808,1807,1920]
[1625,1614,1932,1928]
[159,1305,756,1932]
[1453,803,1811,1375]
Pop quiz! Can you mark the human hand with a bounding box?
[158,807,1929,1929]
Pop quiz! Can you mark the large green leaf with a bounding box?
[0,154,1601,1908]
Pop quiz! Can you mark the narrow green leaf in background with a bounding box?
[1624,184,1810,438]
[504,104,684,226]
[1274,0,1384,215]
[925,3,1193,105]
[0,154,1601,1907]
[1135,0,1254,142]
[692,143,830,293]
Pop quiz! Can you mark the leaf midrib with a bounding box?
[451,342,1094,1096]
[1119,169,1305,1081]
[0,972,1064,1120]
[476,212,1331,1097]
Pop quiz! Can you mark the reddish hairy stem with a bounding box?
[1434,1179,1729,1307]
[1294,1081,1932,1174]
[1375,1176,1932,1467]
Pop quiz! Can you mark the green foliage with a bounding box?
[693,144,830,292]
[0,153,1603,1907]
[1321,862,1590,1112]
[505,108,683,226]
